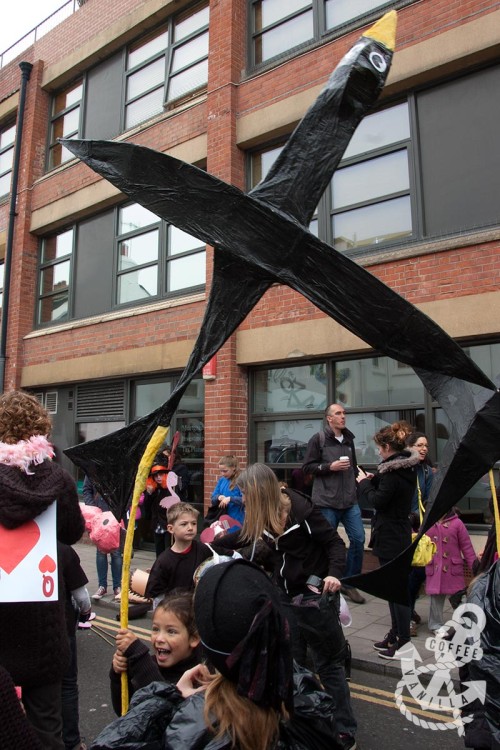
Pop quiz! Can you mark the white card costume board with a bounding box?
[0,502,58,602]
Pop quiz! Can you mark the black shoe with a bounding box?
[411,609,421,624]
[373,631,396,651]
[378,640,412,661]
[341,586,366,604]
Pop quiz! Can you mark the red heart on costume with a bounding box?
[0,521,41,574]
[38,554,57,574]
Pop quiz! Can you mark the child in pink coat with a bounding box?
[425,508,477,634]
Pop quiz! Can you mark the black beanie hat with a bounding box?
[194,559,293,711]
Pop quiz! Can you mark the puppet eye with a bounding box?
[369,51,387,72]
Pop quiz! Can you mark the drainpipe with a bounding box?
[0,60,33,392]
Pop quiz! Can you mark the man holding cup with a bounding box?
[303,404,366,604]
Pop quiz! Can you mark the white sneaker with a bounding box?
[92,586,107,600]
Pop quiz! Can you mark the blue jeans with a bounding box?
[96,548,122,590]
[319,505,365,580]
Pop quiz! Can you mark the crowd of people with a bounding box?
[0,391,498,750]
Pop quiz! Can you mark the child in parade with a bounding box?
[208,455,245,528]
[109,589,201,716]
[425,507,478,635]
[144,503,212,606]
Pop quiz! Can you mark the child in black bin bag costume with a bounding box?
[90,558,342,750]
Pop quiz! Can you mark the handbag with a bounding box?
[411,480,437,567]
[203,502,225,528]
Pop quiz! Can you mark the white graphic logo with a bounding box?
[394,603,487,735]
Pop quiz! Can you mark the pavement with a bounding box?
[74,533,458,681]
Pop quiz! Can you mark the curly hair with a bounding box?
[373,420,413,452]
[0,390,52,444]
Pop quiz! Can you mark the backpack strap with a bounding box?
[318,429,326,452]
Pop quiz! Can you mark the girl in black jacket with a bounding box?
[357,421,419,659]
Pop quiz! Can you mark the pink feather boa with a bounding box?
[0,435,54,474]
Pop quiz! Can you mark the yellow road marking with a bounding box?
[93,614,150,642]
[94,614,151,635]
[350,682,456,721]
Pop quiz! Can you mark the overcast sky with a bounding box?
[2,0,67,55]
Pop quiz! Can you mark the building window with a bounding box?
[116,203,205,305]
[249,101,413,252]
[0,123,16,197]
[48,80,83,169]
[166,224,206,294]
[249,0,404,67]
[125,2,209,129]
[38,228,74,324]
[37,203,206,326]
[331,102,413,252]
[117,204,161,304]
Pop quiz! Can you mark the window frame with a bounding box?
[37,226,76,326]
[247,0,418,71]
[123,1,209,131]
[47,79,84,171]
[247,97,419,256]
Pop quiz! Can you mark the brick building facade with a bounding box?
[0,0,498,537]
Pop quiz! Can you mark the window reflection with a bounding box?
[325,0,388,31]
[332,151,409,209]
[255,9,313,63]
[333,196,412,251]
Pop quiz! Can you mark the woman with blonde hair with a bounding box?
[356,421,419,659]
[214,463,357,750]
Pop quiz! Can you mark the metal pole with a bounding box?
[0,61,33,392]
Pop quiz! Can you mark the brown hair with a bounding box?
[154,589,198,639]
[0,390,52,444]
[218,455,240,490]
[237,463,283,542]
[374,421,413,452]
[204,674,281,750]
[167,502,199,525]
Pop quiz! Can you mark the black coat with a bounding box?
[0,460,85,687]
[91,665,341,750]
[215,489,346,596]
[357,450,419,560]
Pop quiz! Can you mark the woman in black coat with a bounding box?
[0,390,84,749]
[356,421,419,659]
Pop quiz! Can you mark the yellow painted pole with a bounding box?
[120,425,170,715]
[488,468,500,558]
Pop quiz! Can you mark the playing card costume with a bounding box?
[0,392,84,750]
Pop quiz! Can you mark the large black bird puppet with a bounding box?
[64,11,500,604]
